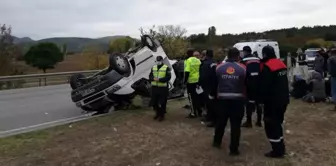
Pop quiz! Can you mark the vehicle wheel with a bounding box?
[109,53,131,76]
[70,73,85,89]
[141,35,156,51]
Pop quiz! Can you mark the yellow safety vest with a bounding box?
[184,57,201,83]
[151,64,168,87]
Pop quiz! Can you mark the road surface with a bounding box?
[0,84,91,137]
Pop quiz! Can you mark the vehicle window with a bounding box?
[305,51,317,58]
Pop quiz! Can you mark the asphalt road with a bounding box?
[0,84,89,137]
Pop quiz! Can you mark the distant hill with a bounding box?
[14,35,126,53]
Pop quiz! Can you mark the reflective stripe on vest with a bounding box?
[218,92,244,98]
[151,65,168,87]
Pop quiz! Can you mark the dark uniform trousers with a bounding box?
[264,103,287,154]
[214,99,245,151]
[151,86,168,118]
[245,101,262,124]
[187,83,202,116]
[203,88,216,123]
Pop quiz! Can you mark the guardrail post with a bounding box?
[39,78,41,86]
[44,77,47,86]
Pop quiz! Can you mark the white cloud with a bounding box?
[1,0,335,40]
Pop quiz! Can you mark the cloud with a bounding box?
[1,0,335,39]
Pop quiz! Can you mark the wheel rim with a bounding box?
[116,56,126,69]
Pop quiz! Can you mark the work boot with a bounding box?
[229,150,240,156]
[153,114,159,120]
[186,114,196,119]
[264,151,285,158]
[212,142,221,149]
[241,121,252,128]
[206,122,215,128]
[158,116,165,122]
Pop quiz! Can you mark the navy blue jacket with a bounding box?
[241,54,261,101]
[212,60,247,100]
[199,57,217,92]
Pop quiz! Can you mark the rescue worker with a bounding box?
[184,49,202,118]
[211,47,246,156]
[259,46,289,158]
[199,49,217,127]
[240,46,263,128]
[149,56,171,122]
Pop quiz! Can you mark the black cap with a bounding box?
[262,46,276,59]
[227,47,240,60]
[243,46,252,53]
[156,56,163,61]
[206,49,214,58]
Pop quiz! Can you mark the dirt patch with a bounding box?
[1,99,336,166]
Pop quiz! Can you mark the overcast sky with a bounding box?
[1,0,335,40]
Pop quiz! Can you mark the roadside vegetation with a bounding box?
[1,99,336,166]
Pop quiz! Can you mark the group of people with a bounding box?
[149,45,290,158]
[289,48,336,108]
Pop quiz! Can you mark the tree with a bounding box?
[140,25,190,58]
[82,45,108,70]
[109,37,134,53]
[24,42,64,73]
[303,38,335,50]
[0,24,15,76]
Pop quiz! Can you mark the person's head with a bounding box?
[200,50,207,60]
[310,70,323,81]
[261,45,276,61]
[156,56,164,65]
[330,48,336,56]
[227,47,240,61]
[186,48,194,59]
[287,52,291,56]
[252,51,258,57]
[242,46,252,57]
[193,51,201,59]
[206,49,214,59]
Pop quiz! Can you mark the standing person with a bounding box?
[149,56,171,122]
[199,49,217,127]
[240,46,263,128]
[297,52,309,80]
[286,52,293,82]
[314,49,325,77]
[322,49,329,77]
[259,46,289,158]
[327,48,336,111]
[184,49,202,118]
[211,48,246,156]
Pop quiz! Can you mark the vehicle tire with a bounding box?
[141,35,156,51]
[70,73,85,89]
[109,53,131,76]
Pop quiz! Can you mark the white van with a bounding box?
[233,39,280,59]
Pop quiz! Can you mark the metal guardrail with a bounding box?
[0,70,100,82]
[0,70,100,90]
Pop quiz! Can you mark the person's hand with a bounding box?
[153,78,159,81]
[208,95,214,100]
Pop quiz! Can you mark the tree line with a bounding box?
[1,24,336,77]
